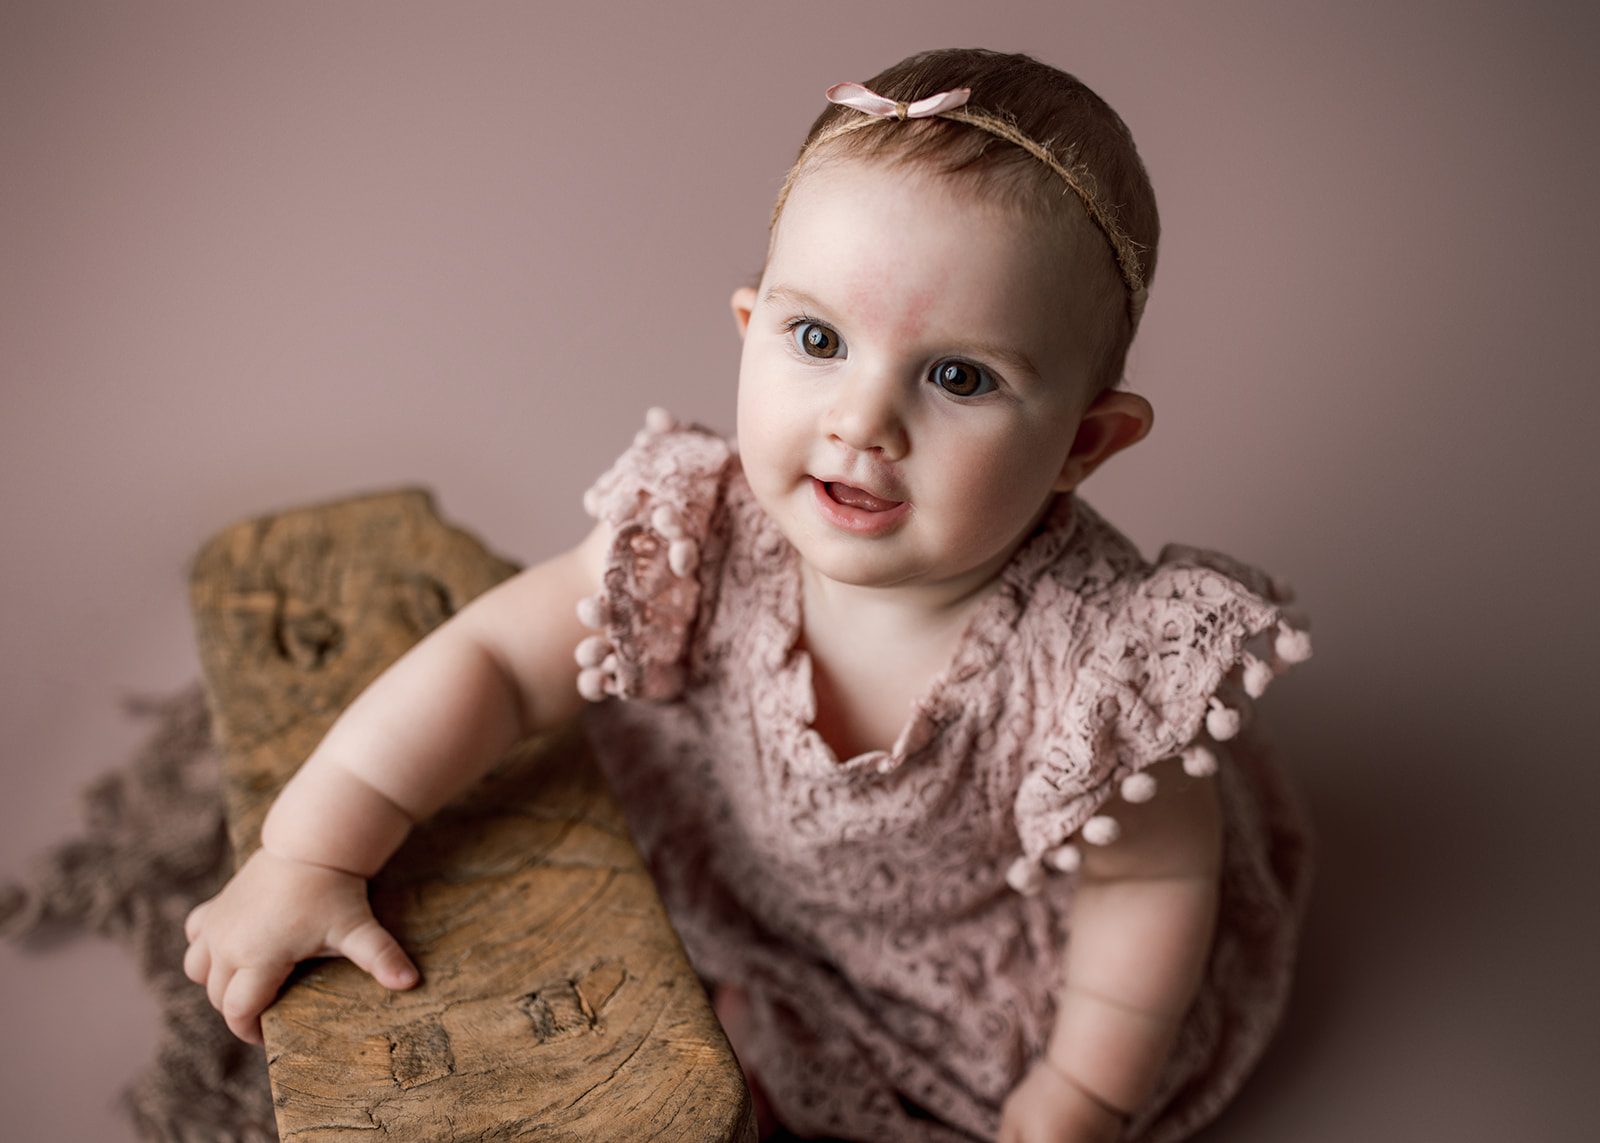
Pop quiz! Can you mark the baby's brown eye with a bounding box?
[931,360,994,397]
[794,322,843,359]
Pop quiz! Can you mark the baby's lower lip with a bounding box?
[810,478,910,535]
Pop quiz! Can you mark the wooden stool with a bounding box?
[190,489,756,1142]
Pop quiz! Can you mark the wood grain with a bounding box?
[190,489,755,1142]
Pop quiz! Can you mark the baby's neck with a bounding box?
[798,566,1001,760]
[801,566,993,647]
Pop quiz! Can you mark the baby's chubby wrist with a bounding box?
[1046,980,1187,1120]
[1001,1058,1126,1143]
[1038,1055,1130,1125]
[260,761,416,878]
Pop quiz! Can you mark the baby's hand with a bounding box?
[998,1060,1125,1143]
[182,847,419,1044]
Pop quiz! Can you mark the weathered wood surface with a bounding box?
[190,489,756,1143]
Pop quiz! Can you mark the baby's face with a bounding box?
[734,158,1108,598]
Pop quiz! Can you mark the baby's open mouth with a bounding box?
[825,482,903,513]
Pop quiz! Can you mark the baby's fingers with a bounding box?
[221,966,287,1046]
[335,917,420,992]
[183,899,209,941]
[182,931,212,986]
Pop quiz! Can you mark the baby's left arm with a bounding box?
[999,755,1223,1143]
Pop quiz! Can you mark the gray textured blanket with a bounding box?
[0,689,277,1142]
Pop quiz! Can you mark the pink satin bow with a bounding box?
[825,82,971,120]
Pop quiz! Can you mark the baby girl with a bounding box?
[184,48,1310,1143]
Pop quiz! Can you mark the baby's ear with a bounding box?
[1054,390,1154,492]
[730,286,757,339]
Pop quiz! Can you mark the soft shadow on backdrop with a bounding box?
[2,2,1596,1140]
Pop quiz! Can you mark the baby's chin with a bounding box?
[763,514,915,586]
[788,534,990,597]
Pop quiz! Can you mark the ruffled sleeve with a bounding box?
[572,408,732,704]
[1008,544,1311,894]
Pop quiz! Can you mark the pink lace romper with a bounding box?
[576,411,1312,1143]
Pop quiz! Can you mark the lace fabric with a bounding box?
[578,412,1311,1143]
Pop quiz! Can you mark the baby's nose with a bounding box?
[825,370,909,459]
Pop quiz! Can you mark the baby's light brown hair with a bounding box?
[775,49,1160,392]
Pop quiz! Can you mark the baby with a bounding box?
[185,48,1310,1143]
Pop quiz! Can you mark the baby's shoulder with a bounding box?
[1007,500,1313,890]
[574,410,738,703]
[1028,500,1303,657]
[582,408,735,534]
[1020,498,1313,768]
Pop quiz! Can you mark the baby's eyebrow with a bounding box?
[954,339,1042,384]
[761,285,830,314]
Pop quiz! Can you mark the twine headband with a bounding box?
[773,82,1150,329]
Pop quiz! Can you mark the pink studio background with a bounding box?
[3,2,1596,1140]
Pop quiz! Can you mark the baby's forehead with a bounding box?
[775,155,1110,289]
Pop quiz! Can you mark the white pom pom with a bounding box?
[668,538,699,577]
[651,505,685,540]
[1006,856,1045,896]
[1045,844,1082,873]
[1206,697,1242,741]
[1181,743,1218,777]
[582,488,602,518]
[1274,624,1313,665]
[574,634,611,668]
[576,595,608,630]
[577,668,608,703]
[644,406,675,434]
[1120,772,1158,803]
[1242,654,1274,698]
[1082,815,1121,846]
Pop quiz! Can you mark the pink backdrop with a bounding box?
[3,2,1596,1139]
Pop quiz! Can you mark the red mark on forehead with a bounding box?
[838,267,938,343]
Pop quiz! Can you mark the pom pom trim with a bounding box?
[1181,743,1218,777]
[1120,772,1158,803]
[1081,815,1121,846]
